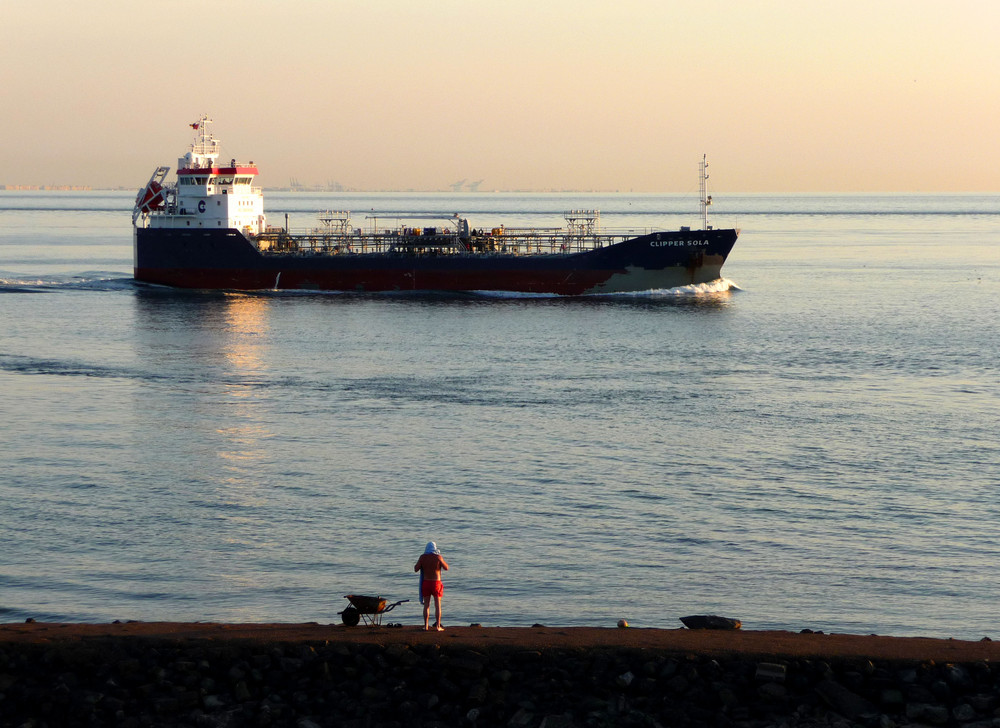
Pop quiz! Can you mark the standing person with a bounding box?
[414,541,449,631]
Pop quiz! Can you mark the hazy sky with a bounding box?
[3,0,998,191]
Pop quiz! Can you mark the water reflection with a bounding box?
[131,290,275,505]
[218,293,270,372]
[213,294,273,493]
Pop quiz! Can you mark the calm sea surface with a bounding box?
[1,190,998,638]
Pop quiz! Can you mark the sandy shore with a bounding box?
[3,621,997,663]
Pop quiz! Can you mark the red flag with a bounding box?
[190,123,200,130]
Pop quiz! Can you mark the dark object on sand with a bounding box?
[340,595,409,627]
[680,615,742,630]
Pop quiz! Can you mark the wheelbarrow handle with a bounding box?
[382,599,410,613]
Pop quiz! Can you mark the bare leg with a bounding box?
[434,595,443,631]
[422,599,430,630]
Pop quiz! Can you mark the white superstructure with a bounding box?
[133,115,267,235]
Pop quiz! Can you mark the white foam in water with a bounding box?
[591,277,740,298]
[0,275,51,287]
[0,273,134,291]
[468,279,740,299]
[652,277,741,295]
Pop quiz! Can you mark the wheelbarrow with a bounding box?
[339,594,409,627]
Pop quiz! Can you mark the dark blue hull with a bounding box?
[134,227,738,295]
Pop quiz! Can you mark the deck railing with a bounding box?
[252,228,655,256]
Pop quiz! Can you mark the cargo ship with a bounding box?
[132,117,739,295]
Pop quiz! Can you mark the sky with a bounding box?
[2,0,998,192]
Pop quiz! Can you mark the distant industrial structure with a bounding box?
[1,185,92,191]
[449,179,485,193]
[278,179,489,193]
[289,179,346,192]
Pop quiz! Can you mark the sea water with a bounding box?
[1,190,998,638]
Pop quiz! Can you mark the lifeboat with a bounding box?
[136,180,165,213]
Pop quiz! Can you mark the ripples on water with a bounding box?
[1,191,998,637]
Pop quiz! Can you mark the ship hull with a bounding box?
[134,227,738,295]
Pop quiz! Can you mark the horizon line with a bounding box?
[2,186,998,196]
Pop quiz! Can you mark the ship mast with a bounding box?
[699,154,713,230]
[184,115,219,169]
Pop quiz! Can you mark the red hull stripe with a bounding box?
[134,267,620,295]
[177,167,259,176]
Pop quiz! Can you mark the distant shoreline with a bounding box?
[0,186,683,194]
[3,187,998,195]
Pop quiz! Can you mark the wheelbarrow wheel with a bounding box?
[341,607,360,627]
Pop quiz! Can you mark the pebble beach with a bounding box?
[3,622,1000,726]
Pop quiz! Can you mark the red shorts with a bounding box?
[421,580,443,598]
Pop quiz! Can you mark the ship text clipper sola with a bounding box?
[132,117,739,295]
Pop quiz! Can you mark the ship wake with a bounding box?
[644,277,741,296]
